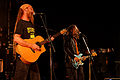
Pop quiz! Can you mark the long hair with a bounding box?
[13,5,34,58]
[13,8,23,59]
[14,7,34,33]
[65,24,80,40]
[14,8,23,33]
[66,24,76,37]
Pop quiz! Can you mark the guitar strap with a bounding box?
[73,38,79,55]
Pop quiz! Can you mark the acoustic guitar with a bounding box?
[16,29,67,64]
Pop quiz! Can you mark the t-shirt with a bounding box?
[15,19,36,39]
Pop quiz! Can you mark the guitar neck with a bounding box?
[52,32,61,38]
[39,39,48,45]
[52,28,67,38]
[39,32,61,45]
[80,56,89,60]
[39,29,67,46]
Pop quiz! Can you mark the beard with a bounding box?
[73,33,80,39]
[27,12,33,20]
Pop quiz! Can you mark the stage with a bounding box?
[0,0,120,80]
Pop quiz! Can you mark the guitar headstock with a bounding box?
[60,29,67,34]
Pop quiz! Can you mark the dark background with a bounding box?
[1,0,120,80]
[8,0,119,48]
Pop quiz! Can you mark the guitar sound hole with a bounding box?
[30,48,35,53]
[36,42,41,47]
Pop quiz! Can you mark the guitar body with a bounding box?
[15,28,68,64]
[72,53,84,69]
[16,36,46,64]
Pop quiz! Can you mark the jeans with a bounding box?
[14,57,40,80]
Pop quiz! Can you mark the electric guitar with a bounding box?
[72,51,97,69]
[16,29,67,64]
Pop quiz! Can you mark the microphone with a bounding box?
[79,32,87,38]
[78,31,82,35]
[33,12,45,15]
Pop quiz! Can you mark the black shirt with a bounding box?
[15,19,36,39]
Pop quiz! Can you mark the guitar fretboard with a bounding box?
[39,32,61,45]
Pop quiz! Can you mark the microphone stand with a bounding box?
[39,14,56,80]
[82,35,92,80]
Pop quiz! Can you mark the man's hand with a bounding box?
[82,56,87,61]
[50,36,54,41]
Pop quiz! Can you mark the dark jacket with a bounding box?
[63,35,87,61]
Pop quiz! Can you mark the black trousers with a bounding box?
[14,57,40,80]
[65,59,84,80]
